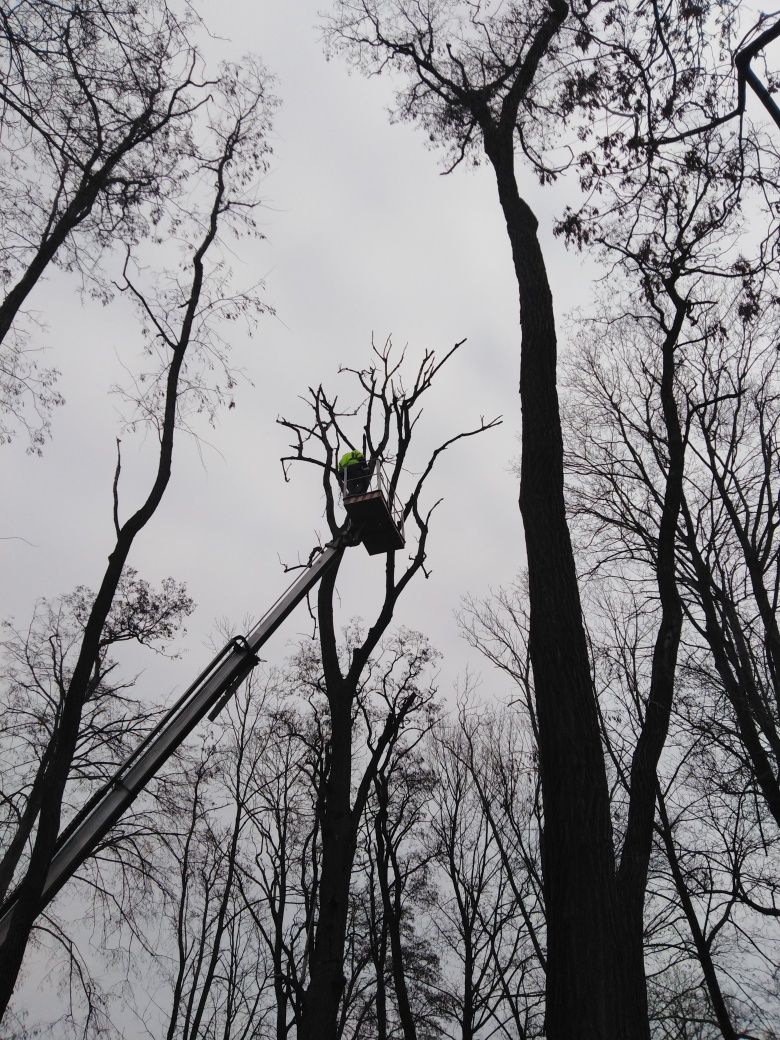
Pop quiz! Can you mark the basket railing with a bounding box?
[341,461,404,537]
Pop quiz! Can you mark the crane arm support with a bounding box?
[0,538,345,941]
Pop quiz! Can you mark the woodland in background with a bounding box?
[1,1,780,1038]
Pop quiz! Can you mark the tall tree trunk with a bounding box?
[484,131,623,1040]
[0,541,132,1012]
[374,796,417,1040]
[272,850,290,1040]
[299,695,357,1040]
[615,291,687,1040]
[0,138,226,1011]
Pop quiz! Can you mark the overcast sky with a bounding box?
[2,0,595,714]
[0,4,573,1023]
[7,2,774,1033]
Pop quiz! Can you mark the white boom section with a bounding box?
[0,540,344,942]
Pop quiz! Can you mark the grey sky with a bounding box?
[0,20,606,1018]
[2,0,595,710]
[0,1,672,1032]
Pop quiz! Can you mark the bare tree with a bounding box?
[459,576,780,1038]
[152,683,276,1040]
[370,750,443,1040]
[0,0,229,450]
[453,700,547,1037]
[555,9,779,1024]
[231,661,328,1039]
[677,324,780,830]
[0,570,194,906]
[429,716,532,1040]
[279,337,499,1040]
[560,267,780,1037]
[562,273,780,823]
[322,3,734,1029]
[0,61,275,1016]
[0,572,193,1036]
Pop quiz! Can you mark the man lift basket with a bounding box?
[337,450,405,555]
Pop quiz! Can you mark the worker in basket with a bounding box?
[338,448,373,496]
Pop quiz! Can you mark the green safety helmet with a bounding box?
[338,449,365,470]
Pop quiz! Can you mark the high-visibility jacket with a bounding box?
[338,449,365,470]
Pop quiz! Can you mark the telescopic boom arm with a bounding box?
[0,536,347,943]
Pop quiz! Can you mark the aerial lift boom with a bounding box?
[0,537,347,943]
[0,462,404,944]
